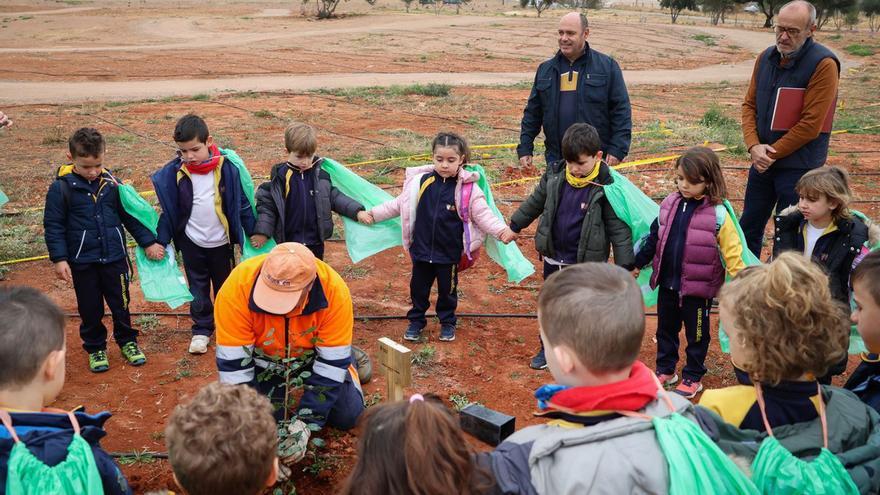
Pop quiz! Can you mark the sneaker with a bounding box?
[439,324,456,342]
[656,371,679,387]
[352,346,372,384]
[674,379,703,399]
[88,350,110,373]
[120,342,146,366]
[403,324,423,342]
[189,335,210,354]
[529,347,548,370]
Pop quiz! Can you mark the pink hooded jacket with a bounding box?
[370,165,508,257]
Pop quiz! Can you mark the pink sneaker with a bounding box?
[655,371,679,387]
[674,379,703,399]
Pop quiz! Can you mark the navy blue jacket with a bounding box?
[754,37,840,170]
[518,45,632,162]
[151,154,256,247]
[0,410,132,495]
[410,172,464,264]
[43,167,156,264]
[846,357,880,415]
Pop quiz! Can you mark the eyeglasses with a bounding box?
[773,25,803,37]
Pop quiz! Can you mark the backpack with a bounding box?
[0,409,104,495]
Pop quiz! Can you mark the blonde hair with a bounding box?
[165,383,277,495]
[538,263,645,373]
[719,252,848,384]
[284,121,317,155]
[795,166,852,222]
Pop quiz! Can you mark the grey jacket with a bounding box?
[509,161,634,267]
[478,392,695,495]
[254,159,364,243]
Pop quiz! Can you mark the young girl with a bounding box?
[369,132,516,343]
[632,146,746,398]
[339,394,494,495]
[698,253,880,494]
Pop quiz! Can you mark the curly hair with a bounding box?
[719,252,848,384]
[165,382,277,495]
[340,394,494,495]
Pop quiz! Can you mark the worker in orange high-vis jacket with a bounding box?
[214,242,368,440]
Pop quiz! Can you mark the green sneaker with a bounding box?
[120,342,146,366]
[88,350,110,373]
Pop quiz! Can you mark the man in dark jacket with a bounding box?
[517,12,632,169]
[740,0,840,257]
[44,128,162,372]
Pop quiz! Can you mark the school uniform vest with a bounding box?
[754,37,840,170]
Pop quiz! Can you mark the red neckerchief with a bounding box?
[184,144,222,174]
[543,361,658,414]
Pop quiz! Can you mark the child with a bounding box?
[698,252,880,493]
[164,382,279,495]
[44,127,162,372]
[773,166,878,382]
[0,286,132,494]
[369,132,516,343]
[251,121,373,260]
[151,114,256,355]
[478,263,703,493]
[339,394,493,495]
[773,166,877,304]
[845,250,880,412]
[509,123,634,370]
[631,146,746,398]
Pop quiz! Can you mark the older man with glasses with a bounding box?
[740,0,840,258]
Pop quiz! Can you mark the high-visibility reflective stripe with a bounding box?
[216,345,253,361]
[316,345,352,361]
[218,368,254,384]
[313,361,347,383]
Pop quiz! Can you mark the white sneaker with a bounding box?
[189,335,210,354]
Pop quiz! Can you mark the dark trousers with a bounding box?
[656,288,713,382]
[177,236,234,337]
[537,261,567,349]
[740,166,809,258]
[306,243,325,261]
[407,261,458,328]
[255,368,365,429]
[70,258,137,353]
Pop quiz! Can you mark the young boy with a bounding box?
[251,121,372,260]
[0,286,132,494]
[44,127,162,372]
[509,123,634,369]
[477,263,697,493]
[151,114,256,355]
[164,382,279,495]
[845,250,880,412]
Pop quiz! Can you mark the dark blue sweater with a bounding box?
[410,172,463,264]
[550,182,594,264]
[283,165,321,246]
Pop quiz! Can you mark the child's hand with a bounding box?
[630,268,640,278]
[145,243,165,260]
[54,261,72,283]
[499,228,517,244]
[250,234,268,248]
[357,211,374,225]
[0,111,11,129]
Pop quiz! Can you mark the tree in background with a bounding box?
[736,0,782,27]
[700,0,735,24]
[661,0,698,23]
[402,0,415,11]
[815,0,857,28]
[862,0,880,31]
[520,0,557,17]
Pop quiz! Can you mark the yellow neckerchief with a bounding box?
[60,164,111,203]
[565,161,601,188]
[802,218,838,254]
[177,158,231,239]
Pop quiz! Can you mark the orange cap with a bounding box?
[252,242,317,315]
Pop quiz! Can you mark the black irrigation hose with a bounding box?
[109,451,168,459]
[64,311,713,319]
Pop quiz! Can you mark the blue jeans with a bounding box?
[740,165,809,258]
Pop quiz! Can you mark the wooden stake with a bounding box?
[377,337,412,402]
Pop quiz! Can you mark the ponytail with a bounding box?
[432,132,471,164]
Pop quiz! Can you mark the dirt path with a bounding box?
[0,14,857,104]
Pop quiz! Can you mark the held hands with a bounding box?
[357,210,374,225]
[630,268,640,279]
[605,155,621,167]
[54,261,72,283]
[499,228,517,244]
[749,144,776,173]
[250,234,269,249]
[144,243,165,261]
[0,112,11,129]
[519,155,533,168]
